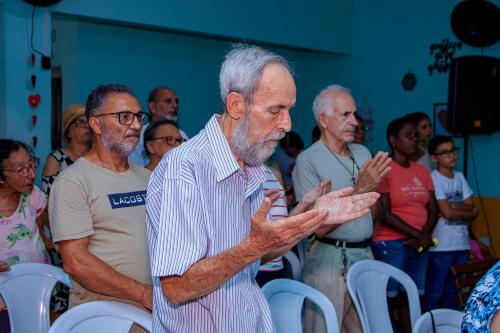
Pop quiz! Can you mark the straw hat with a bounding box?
[62,104,86,142]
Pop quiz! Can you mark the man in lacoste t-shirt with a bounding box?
[49,84,152,314]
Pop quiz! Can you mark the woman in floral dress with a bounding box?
[0,139,51,331]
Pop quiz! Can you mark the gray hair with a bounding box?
[312,84,352,122]
[219,44,291,107]
[86,84,136,118]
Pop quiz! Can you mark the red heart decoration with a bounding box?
[28,94,41,108]
[31,75,36,88]
[31,53,36,66]
[32,115,38,127]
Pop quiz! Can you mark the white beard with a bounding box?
[232,112,285,166]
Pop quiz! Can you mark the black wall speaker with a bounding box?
[448,56,500,135]
[22,0,62,7]
[451,0,500,48]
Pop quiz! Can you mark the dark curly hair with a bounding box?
[406,112,430,127]
[386,116,414,150]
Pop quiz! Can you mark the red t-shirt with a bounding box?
[373,160,434,241]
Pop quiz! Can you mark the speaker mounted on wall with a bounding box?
[451,0,500,48]
[22,0,62,7]
[448,56,500,135]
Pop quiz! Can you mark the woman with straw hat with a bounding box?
[41,104,90,195]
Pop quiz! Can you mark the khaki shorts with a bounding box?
[303,241,373,333]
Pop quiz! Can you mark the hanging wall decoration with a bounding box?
[428,38,462,76]
[402,70,417,91]
[28,94,41,108]
[28,52,40,149]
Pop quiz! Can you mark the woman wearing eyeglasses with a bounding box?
[144,119,185,172]
[0,139,52,268]
[41,104,91,196]
[0,140,53,331]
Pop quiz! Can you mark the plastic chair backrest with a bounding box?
[412,309,464,333]
[262,278,339,333]
[347,259,421,333]
[48,300,152,333]
[283,251,302,281]
[0,263,72,333]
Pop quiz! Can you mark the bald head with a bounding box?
[148,87,179,121]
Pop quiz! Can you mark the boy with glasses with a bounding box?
[424,135,478,311]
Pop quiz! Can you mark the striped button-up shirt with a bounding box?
[146,115,276,333]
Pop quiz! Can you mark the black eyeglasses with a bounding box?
[433,147,460,158]
[92,111,149,125]
[150,136,186,147]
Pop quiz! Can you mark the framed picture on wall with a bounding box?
[433,103,460,137]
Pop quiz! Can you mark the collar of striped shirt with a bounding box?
[205,115,267,190]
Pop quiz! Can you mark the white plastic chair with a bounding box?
[48,300,152,333]
[347,259,421,333]
[262,278,339,333]
[283,250,302,281]
[412,309,464,333]
[0,263,72,333]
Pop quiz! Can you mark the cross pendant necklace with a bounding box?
[325,144,360,185]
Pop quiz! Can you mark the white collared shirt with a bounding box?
[146,115,275,333]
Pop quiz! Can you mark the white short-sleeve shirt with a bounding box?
[430,170,473,251]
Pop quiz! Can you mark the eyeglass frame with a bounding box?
[91,111,149,125]
[148,136,186,147]
[1,156,40,176]
[432,147,460,158]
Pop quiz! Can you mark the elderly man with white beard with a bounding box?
[49,85,153,332]
[146,45,380,333]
